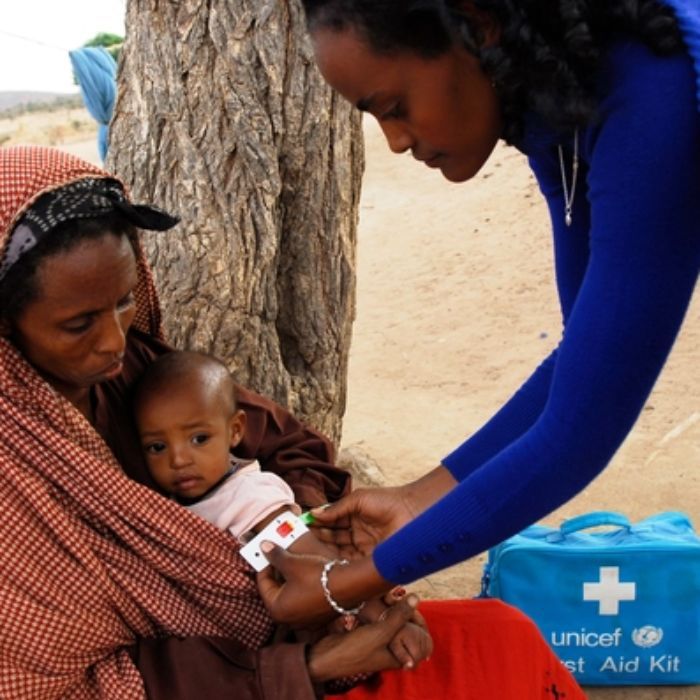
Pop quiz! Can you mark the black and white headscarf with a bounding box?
[0,177,178,281]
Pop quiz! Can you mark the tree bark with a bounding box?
[109,0,363,444]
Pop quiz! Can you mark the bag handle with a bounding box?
[560,511,631,536]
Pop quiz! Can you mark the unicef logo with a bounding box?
[632,626,664,648]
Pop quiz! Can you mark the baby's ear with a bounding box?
[229,409,247,448]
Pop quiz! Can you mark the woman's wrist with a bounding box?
[323,555,392,613]
[403,465,457,515]
[320,559,366,616]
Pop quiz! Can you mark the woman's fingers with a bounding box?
[313,526,355,546]
[311,489,397,557]
[313,527,375,559]
[310,500,360,552]
[255,543,334,625]
[312,486,417,552]
[310,498,355,527]
[255,545,283,606]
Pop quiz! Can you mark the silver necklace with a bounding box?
[557,129,579,227]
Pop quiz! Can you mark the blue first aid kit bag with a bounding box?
[482,511,700,686]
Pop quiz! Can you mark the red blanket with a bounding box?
[333,599,586,700]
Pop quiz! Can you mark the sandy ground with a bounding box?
[52,120,697,698]
[340,119,699,699]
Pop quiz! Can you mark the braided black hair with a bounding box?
[301,0,684,144]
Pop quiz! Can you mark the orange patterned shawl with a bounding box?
[0,146,273,699]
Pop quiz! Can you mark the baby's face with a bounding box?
[137,383,245,500]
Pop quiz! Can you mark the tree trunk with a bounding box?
[109,0,363,445]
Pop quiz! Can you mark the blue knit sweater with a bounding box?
[374,2,700,584]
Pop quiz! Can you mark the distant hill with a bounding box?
[0,91,81,114]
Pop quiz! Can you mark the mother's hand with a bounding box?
[307,595,431,682]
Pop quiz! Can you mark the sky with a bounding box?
[0,0,126,93]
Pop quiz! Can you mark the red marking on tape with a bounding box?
[276,521,294,537]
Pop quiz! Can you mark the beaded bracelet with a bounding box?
[320,559,365,616]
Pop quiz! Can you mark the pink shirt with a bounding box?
[187,459,300,541]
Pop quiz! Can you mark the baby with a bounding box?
[133,350,301,539]
[133,350,426,665]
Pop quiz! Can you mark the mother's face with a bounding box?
[311,26,502,183]
[10,232,138,402]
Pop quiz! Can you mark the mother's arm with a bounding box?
[235,384,351,508]
[131,638,320,700]
[129,595,425,699]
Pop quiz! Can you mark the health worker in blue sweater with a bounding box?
[257,0,700,624]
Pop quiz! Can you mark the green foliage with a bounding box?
[83,32,124,62]
[83,32,123,48]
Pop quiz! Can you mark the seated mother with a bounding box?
[0,145,426,699]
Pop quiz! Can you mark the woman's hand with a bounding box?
[307,595,432,682]
[311,466,458,556]
[311,486,417,557]
[256,546,334,626]
[257,544,391,625]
